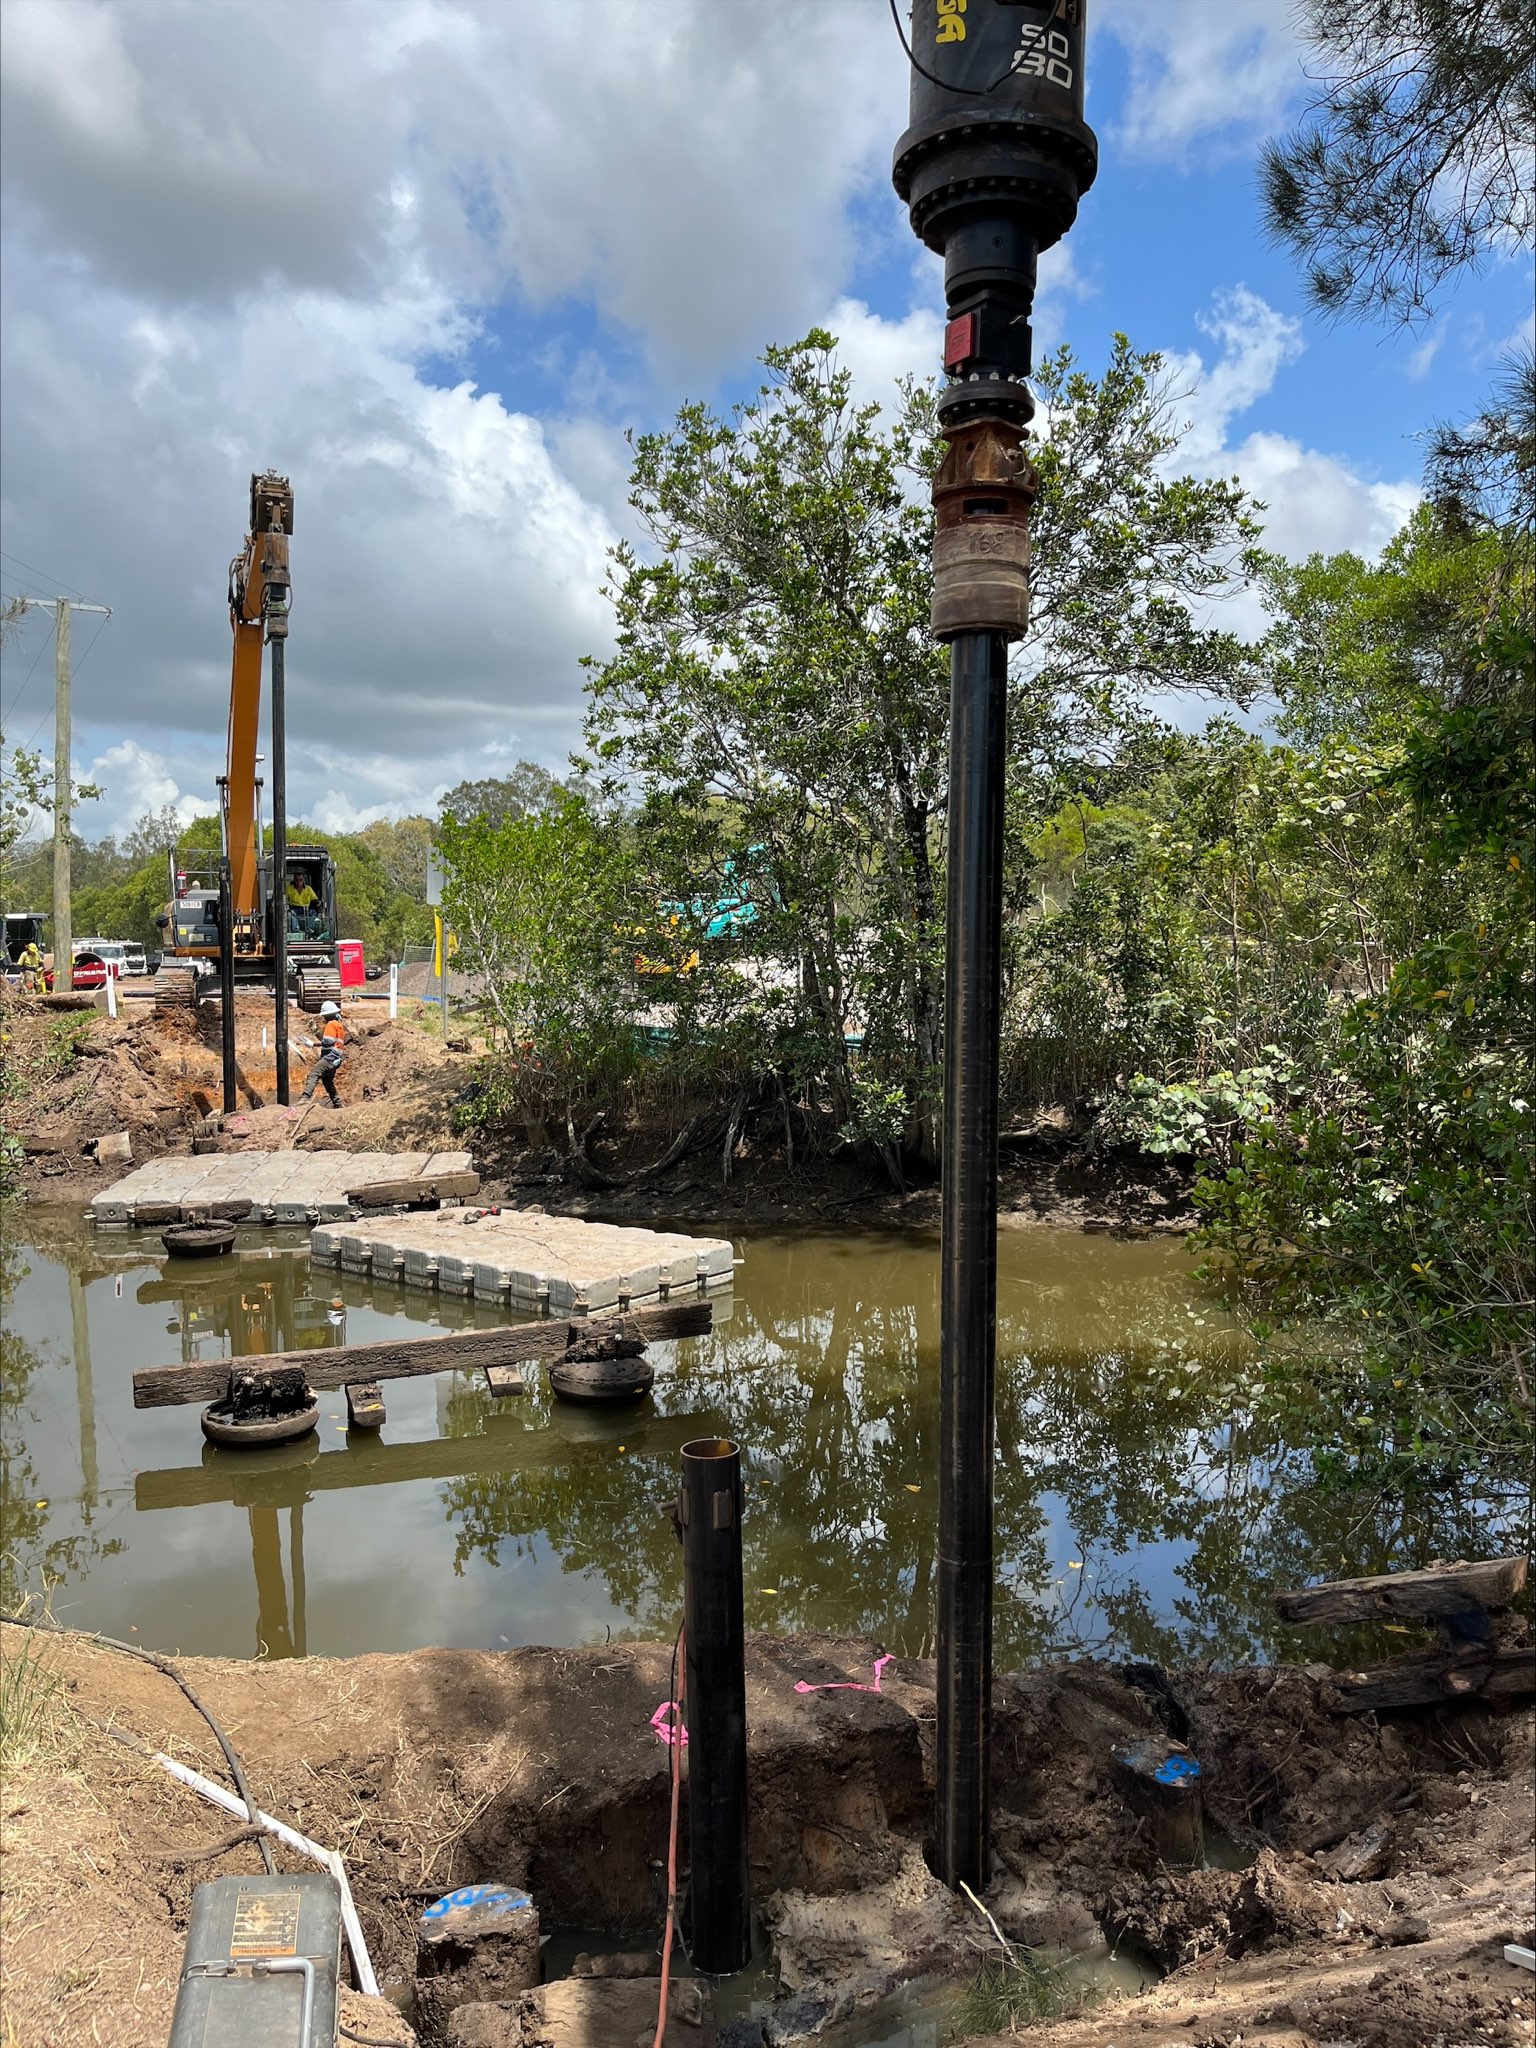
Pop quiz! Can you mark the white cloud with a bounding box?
[823,296,944,407]
[1217,434,1419,565]
[0,0,903,367]
[2,241,618,794]
[1,0,913,833]
[1406,328,1447,382]
[75,739,204,840]
[1098,0,1303,162]
[1158,287,1418,591]
[1164,287,1306,461]
[1033,242,1098,357]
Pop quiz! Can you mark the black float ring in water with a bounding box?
[548,1357,655,1405]
[200,1400,319,1448]
[162,1223,239,1258]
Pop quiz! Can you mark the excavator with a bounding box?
[157,473,341,1011]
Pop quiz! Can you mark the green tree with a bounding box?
[440,764,562,829]
[357,814,433,902]
[120,803,188,868]
[0,731,51,910]
[438,792,640,1119]
[583,331,1259,1162]
[1260,0,1536,324]
[1193,497,1533,1484]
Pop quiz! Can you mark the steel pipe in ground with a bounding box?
[270,636,290,1106]
[935,627,1008,1893]
[679,1436,750,1975]
[217,858,237,1116]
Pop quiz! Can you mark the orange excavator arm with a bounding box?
[225,472,293,918]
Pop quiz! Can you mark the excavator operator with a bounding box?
[286,869,320,936]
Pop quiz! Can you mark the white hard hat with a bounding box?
[320,1000,341,1016]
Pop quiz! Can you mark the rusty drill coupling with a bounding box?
[931,416,1038,641]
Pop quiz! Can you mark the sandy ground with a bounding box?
[0,1628,1530,2048]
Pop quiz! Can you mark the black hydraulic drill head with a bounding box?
[893,0,1098,428]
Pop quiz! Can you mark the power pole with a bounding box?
[13,595,110,990]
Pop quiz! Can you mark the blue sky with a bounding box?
[2,0,1530,839]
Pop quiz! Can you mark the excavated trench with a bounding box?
[1,1628,1530,2048]
[357,1641,1532,2045]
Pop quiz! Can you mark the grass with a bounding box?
[949,1947,1094,2036]
[946,1879,1101,2037]
[0,1619,61,1775]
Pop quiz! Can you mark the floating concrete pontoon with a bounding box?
[309,1209,735,1314]
[87,1150,476,1228]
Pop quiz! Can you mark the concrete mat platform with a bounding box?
[87,1150,475,1227]
[309,1208,735,1313]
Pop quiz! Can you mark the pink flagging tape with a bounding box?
[795,1654,893,1697]
[651,1700,688,1747]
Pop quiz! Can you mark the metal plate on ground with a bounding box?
[168,1872,340,2047]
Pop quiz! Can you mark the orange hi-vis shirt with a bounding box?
[320,1017,347,1058]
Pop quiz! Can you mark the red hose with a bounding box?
[653,1623,686,2048]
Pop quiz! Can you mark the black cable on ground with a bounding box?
[1,1611,277,1875]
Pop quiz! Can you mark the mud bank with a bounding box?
[477,1102,1197,1237]
[5,989,1193,1231]
[1,1629,1529,2047]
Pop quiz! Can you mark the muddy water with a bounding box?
[1,1207,1504,1664]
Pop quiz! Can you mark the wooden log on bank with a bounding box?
[1276,1556,1534,1715]
[1332,1645,1536,1715]
[1275,1557,1528,1626]
[131,1299,713,1409]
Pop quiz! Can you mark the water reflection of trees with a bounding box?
[441,1231,1519,1665]
[8,1213,1518,1665]
[0,1229,125,1612]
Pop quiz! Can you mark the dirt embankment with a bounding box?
[1,987,472,1204]
[477,1100,1196,1235]
[3,985,1194,1231]
[1,1629,1529,2048]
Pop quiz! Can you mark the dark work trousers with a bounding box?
[302,1052,343,1106]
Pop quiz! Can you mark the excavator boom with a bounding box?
[159,471,340,1011]
[225,471,293,917]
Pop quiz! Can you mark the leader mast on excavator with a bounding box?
[157,473,340,1012]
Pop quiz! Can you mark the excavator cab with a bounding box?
[157,847,339,1009]
[264,845,340,1009]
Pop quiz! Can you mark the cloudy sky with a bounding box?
[2,0,1530,841]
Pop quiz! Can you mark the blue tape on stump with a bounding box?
[421,1885,532,1924]
[1152,1755,1202,1786]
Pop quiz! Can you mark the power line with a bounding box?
[2,614,56,727]
[13,612,110,753]
[69,610,111,680]
[0,551,93,602]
